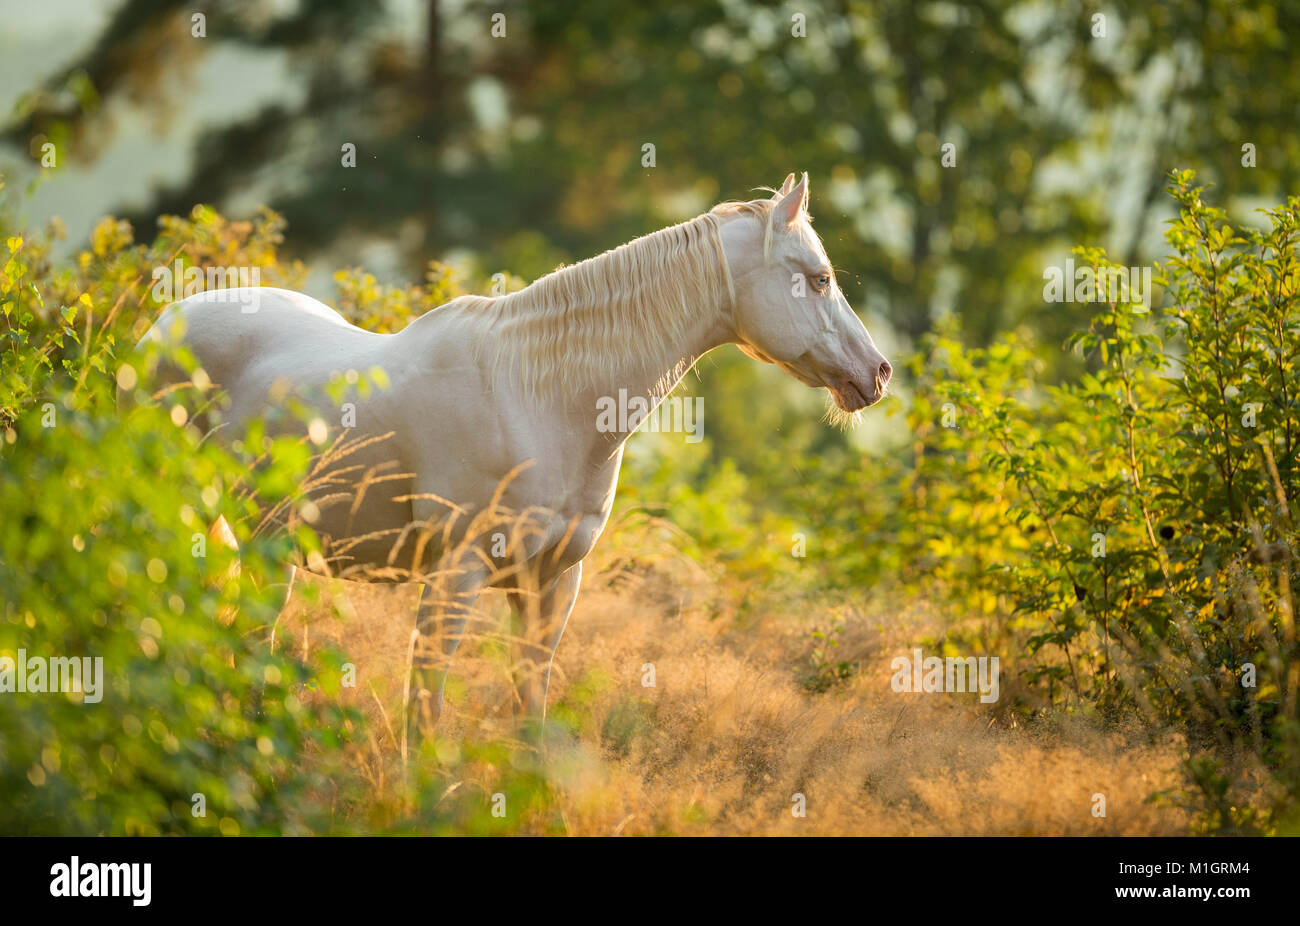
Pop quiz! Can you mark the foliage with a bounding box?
[0,395,359,835]
[0,206,360,834]
[885,172,1300,832]
[0,205,302,429]
[802,622,858,693]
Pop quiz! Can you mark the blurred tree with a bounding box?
[4,0,1298,479]
[7,0,1296,345]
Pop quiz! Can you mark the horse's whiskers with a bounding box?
[822,393,864,431]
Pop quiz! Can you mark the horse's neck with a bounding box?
[565,279,734,449]
[589,216,747,430]
[611,310,728,408]
[508,215,743,441]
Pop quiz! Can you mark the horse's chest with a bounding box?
[517,444,623,574]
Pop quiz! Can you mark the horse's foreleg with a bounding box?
[412,554,489,735]
[509,561,582,739]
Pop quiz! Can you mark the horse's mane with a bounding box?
[462,197,779,402]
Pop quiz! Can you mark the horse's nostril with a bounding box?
[878,359,892,383]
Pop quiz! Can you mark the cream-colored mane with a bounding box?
[463,198,779,401]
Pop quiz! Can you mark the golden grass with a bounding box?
[276,517,1194,835]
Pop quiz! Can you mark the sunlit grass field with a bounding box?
[283,515,1197,836]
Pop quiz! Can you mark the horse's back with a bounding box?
[137,287,423,565]
[145,286,356,347]
[143,287,382,388]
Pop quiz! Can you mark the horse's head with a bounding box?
[722,172,891,425]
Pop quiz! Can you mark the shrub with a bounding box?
[0,206,361,834]
[896,172,1299,832]
[0,388,360,834]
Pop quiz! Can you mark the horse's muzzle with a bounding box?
[830,359,890,411]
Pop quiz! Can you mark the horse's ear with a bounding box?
[772,173,797,198]
[773,172,808,227]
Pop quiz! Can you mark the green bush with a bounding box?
[0,206,363,834]
[893,172,1300,832]
[0,389,362,834]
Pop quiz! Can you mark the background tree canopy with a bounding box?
[6,1,1296,331]
[4,0,1297,470]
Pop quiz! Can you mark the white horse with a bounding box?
[139,172,891,731]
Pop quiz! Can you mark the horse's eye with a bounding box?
[816,274,831,291]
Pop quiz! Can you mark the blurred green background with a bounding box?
[4,0,1297,465]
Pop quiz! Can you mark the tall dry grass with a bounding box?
[276,512,1196,835]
